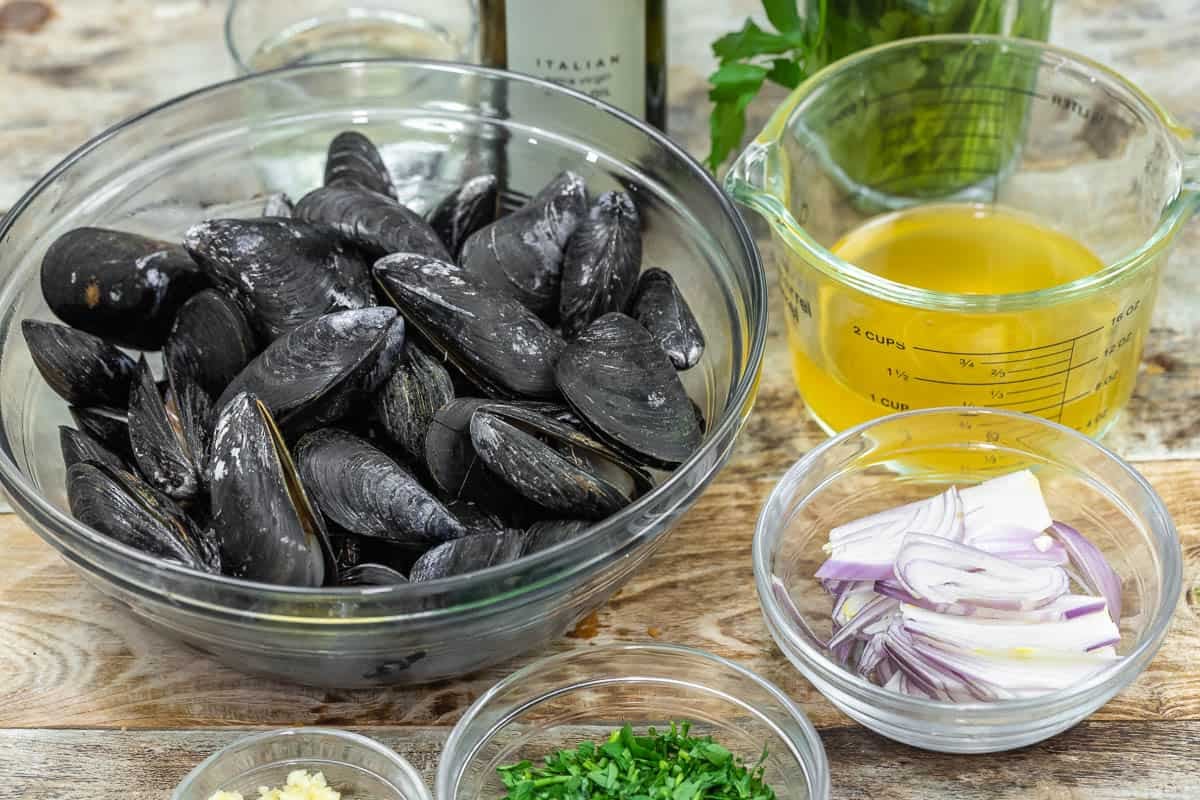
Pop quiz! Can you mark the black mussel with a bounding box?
[629,268,705,370]
[325,130,396,199]
[428,173,499,260]
[330,530,363,573]
[445,498,505,535]
[470,405,651,520]
[263,192,294,218]
[183,217,375,340]
[209,392,335,586]
[23,320,137,408]
[60,426,126,473]
[470,413,624,520]
[558,191,642,338]
[374,254,565,398]
[294,184,450,261]
[295,428,466,546]
[524,519,592,555]
[374,342,454,463]
[340,563,409,586]
[424,398,526,513]
[408,528,527,582]
[360,314,408,394]
[459,170,587,317]
[67,460,220,573]
[556,312,702,468]
[128,357,202,500]
[164,353,214,490]
[165,289,258,400]
[40,227,209,350]
[217,307,400,433]
[69,406,132,461]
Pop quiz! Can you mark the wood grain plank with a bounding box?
[0,458,1195,730]
[2,723,1198,800]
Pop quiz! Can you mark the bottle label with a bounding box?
[504,0,646,118]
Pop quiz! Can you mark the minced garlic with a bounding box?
[207,769,341,800]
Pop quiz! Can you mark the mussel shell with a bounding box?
[408,528,527,582]
[428,173,499,260]
[555,312,702,468]
[469,412,629,520]
[325,130,396,199]
[60,426,127,473]
[459,170,587,317]
[374,342,455,463]
[209,392,335,586]
[445,498,505,536]
[69,406,132,461]
[183,217,375,340]
[127,357,200,500]
[295,184,450,261]
[374,254,565,399]
[263,192,294,218]
[483,402,653,494]
[629,268,705,370]
[40,227,209,350]
[424,398,526,513]
[295,428,466,545]
[217,307,399,433]
[165,289,258,400]
[23,320,137,408]
[164,361,214,491]
[67,460,219,572]
[524,519,592,555]
[558,191,642,338]
[339,563,409,586]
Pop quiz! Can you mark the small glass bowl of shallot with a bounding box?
[753,407,1181,753]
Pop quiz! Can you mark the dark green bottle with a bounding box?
[479,0,668,130]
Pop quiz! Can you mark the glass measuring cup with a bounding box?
[728,35,1200,437]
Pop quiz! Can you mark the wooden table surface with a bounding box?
[2,1,1199,798]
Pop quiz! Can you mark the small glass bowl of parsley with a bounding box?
[436,643,829,800]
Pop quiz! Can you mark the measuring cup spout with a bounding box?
[724,139,796,236]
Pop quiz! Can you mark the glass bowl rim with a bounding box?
[752,405,1182,714]
[729,33,1200,313]
[436,641,832,800]
[170,727,432,800]
[0,59,768,616]
[223,0,481,74]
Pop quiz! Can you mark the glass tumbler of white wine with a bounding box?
[225,0,477,71]
[224,0,486,215]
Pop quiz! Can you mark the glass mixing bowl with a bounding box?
[0,61,765,687]
[753,407,1181,752]
[437,643,831,800]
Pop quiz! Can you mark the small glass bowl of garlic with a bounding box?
[172,729,431,800]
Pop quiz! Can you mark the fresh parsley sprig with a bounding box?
[498,722,779,800]
[706,0,826,171]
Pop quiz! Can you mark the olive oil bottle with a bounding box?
[479,0,668,130]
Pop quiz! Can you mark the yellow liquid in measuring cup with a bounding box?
[787,203,1147,436]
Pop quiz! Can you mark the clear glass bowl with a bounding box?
[0,61,765,687]
[437,643,831,800]
[753,407,1181,752]
[172,729,430,800]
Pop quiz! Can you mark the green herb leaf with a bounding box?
[712,19,797,63]
[766,57,804,88]
[498,722,779,800]
[763,0,802,33]
[705,90,757,172]
[708,62,770,100]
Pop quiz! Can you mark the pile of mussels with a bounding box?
[27,131,706,588]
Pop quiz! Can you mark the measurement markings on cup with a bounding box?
[910,326,1107,420]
